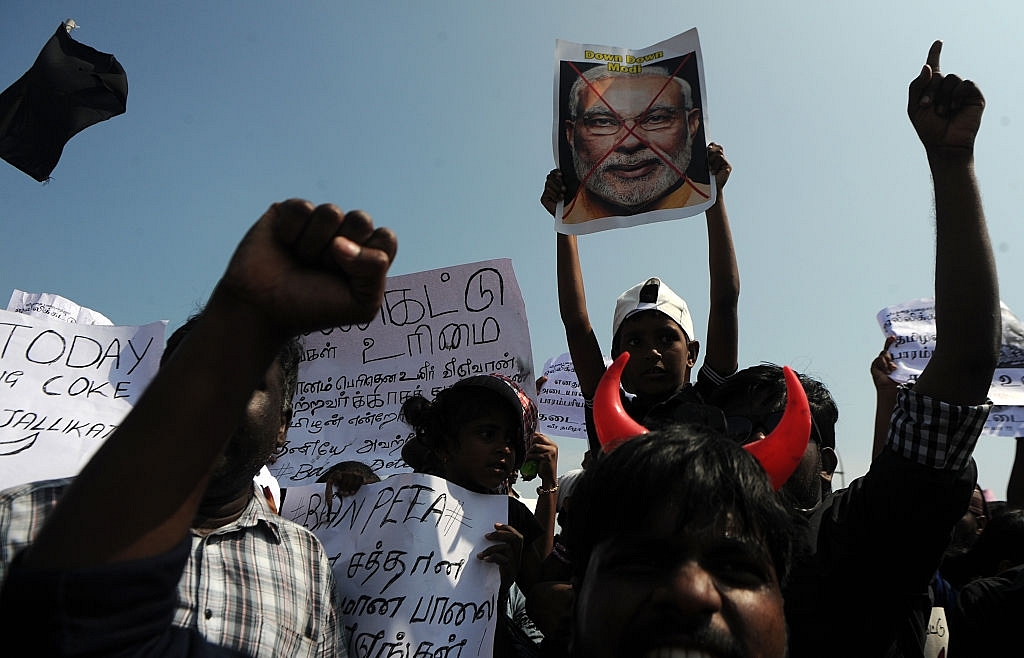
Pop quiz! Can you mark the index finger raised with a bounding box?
[926,40,942,73]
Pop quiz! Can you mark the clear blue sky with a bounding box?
[4,1,1023,499]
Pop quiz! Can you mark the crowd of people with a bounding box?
[0,39,1021,658]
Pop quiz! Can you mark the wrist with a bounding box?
[926,146,975,169]
[206,284,293,347]
[537,483,559,496]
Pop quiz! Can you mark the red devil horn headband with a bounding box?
[592,351,650,453]
[593,353,812,490]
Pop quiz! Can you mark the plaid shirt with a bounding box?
[0,478,345,658]
[888,386,991,471]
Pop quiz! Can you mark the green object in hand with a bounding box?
[520,459,538,481]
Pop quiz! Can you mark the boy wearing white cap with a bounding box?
[541,143,739,454]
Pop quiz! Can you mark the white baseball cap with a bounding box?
[612,277,694,343]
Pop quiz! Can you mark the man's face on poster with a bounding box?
[566,73,701,212]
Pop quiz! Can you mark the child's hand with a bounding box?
[479,522,524,591]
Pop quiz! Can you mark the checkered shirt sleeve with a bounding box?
[0,478,70,589]
[887,386,991,471]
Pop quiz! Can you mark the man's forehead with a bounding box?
[581,74,682,112]
[593,516,763,560]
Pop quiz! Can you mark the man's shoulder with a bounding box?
[268,510,328,548]
[0,477,72,524]
[248,491,329,551]
[0,477,73,503]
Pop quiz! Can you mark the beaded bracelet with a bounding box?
[536,484,559,496]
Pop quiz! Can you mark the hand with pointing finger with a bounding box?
[908,40,985,154]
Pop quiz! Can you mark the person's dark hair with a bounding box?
[400,384,522,472]
[564,425,795,587]
[162,312,301,414]
[710,363,838,451]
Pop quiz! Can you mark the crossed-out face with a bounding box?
[567,74,701,213]
[571,513,788,658]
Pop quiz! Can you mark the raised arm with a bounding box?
[702,142,740,377]
[542,169,607,398]
[870,335,899,459]
[23,200,397,569]
[907,41,999,404]
[524,431,559,558]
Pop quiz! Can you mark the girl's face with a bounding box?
[441,399,519,493]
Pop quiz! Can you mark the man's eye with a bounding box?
[477,427,508,444]
[597,548,662,577]
[707,552,772,588]
[585,117,618,128]
[643,113,672,127]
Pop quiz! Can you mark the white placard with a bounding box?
[536,352,589,440]
[877,298,1024,436]
[0,309,165,488]
[273,259,535,485]
[280,474,507,658]
[7,289,113,325]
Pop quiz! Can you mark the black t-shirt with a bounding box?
[583,366,727,454]
[507,496,543,548]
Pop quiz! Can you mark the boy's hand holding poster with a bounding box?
[553,28,715,234]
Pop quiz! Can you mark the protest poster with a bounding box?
[536,351,590,440]
[279,474,506,658]
[552,28,715,235]
[272,259,535,486]
[7,289,113,325]
[877,298,1024,436]
[0,308,165,489]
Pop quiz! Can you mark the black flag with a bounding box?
[0,22,128,182]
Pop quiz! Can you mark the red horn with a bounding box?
[743,366,812,490]
[594,352,649,452]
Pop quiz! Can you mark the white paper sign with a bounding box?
[536,352,589,440]
[279,474,506,658]
[7,289,113,325]
[877,298,1024,436]
[273,259,535,486]
[0,309,165,489]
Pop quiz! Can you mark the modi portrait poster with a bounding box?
[553,29,715,234]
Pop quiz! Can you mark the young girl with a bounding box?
[400,374,557,658]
